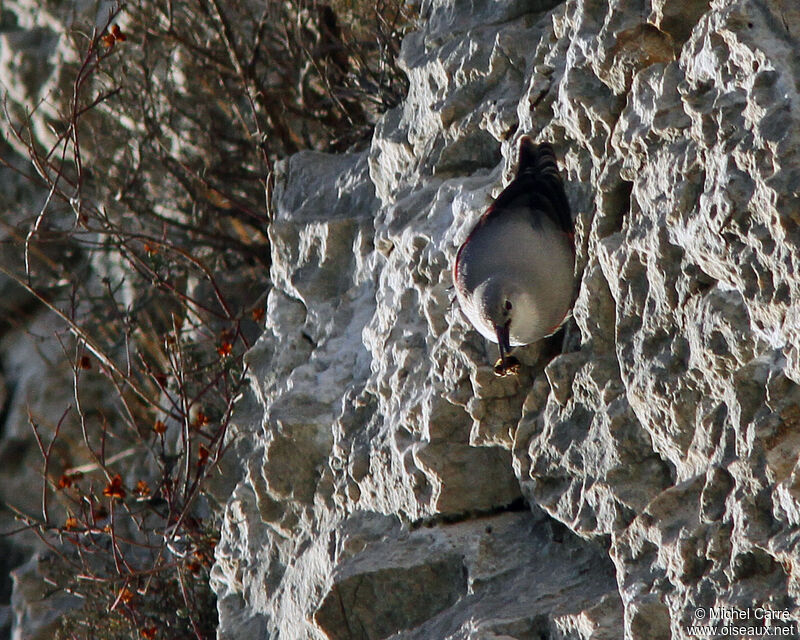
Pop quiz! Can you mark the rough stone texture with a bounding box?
[210,0,800,638]
[4,0,800,638]
[313,510,617,640]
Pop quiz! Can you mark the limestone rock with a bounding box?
[315,510,617,640]
[3,0,800,637]
[212,0,800,638]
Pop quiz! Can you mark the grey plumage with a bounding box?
[453,138,575,374]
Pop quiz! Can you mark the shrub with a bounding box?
[1,1,411,637]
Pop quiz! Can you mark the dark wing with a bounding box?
[478,140,573,236]
[454,140,573,284]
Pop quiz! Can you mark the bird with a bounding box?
[453,137,575,376]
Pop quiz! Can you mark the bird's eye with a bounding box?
[504,300,513,311]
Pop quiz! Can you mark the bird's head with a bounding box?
[476,278,518,370]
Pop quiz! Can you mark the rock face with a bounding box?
[3,0,800,637]
[211,0,800,638]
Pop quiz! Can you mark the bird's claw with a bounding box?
[493,355,521,377]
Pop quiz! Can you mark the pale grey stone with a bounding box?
[4,0,800,637]
[210,0,800,637]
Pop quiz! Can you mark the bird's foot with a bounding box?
[493,355,521,377]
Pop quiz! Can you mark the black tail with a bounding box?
[517,138,560,182]
[475,137,574,239]
[511,138,573,235]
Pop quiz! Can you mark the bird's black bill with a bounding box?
[495,322,511,367]
[493,322,520,376]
